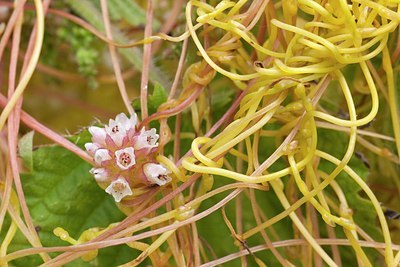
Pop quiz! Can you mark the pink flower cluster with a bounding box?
[85,113,171,202]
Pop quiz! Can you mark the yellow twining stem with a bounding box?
[288,155,355,230]
[316,150,394,266]
[270,180,338,267]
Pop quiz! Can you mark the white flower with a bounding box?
[88,126,106,145]
[135,128,159,150]
[143,163,171,186]
[94,149,111,165]
[105,113,137,146]
[85,142,100,156]
[116,113,137,131]
[89,168,109,182]
[115,147,136,170]
[105,177,133,202]
[105,122,126,147]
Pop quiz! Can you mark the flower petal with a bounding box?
[94,149,111,165]
[89,126,106,145]
[85,142,100,156]
[115,147,136,170]
[129,113,138,129]
[105,177,133,202]
[114,112,138,131]
[115,113,131,131]
[143,163,171,186]
[89,168,109,182]
[105,119,126,147]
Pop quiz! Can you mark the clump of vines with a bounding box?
[0,0,400,266]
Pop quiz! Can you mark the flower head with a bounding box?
[105,177,133,202]
[143,163,171,186]
[86,112,166,202]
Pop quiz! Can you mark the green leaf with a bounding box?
[196,180,293,266]
[211,87,235,113]
[148,82,168,111]
[18,131,34,172]
[91,0,160,29]
[108,0,160,29]
[132,82,168,115]
[9,132,134,266]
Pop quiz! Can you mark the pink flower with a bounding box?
[105,177,133,202]
[135,128,159,150]
[143,163,171,186]
[116,113,137,131]
[115,147,136,170]
[105,113,137,146]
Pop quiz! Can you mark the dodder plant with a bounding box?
[0,0,400,266]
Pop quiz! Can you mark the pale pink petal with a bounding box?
[85,143,100,156]
[89,126,106,145]
[94,149,111,165]
[105,177,133,202]
[89,168,109,182]
[114,112,138,131]
[105,119,126,147]
[115,113,131,131]
[129,113,138,129]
